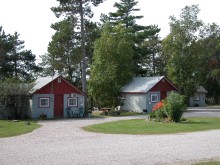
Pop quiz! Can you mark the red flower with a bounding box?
[152,101,164,112]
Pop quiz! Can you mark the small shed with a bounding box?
[29,75,85,119]
[121,76,178,113]
[189,86,208,107]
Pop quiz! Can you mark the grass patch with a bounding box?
[117,111,144,116]
[92,111,144,117]
[0,120,41,138]
[83,117,220,135]
[192,161,220,165]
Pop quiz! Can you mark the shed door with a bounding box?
[54,94,63,117]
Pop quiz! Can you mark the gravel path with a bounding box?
[0,114,220,165]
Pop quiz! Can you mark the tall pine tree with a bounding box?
[0,27,39,81]
[102,0,161,76]
[50,0,105,113]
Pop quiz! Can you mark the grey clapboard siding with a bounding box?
[31,94,54,118]
[63,94,84,117]
[190,93,207,107]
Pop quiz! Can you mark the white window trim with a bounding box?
[151,94,159,103]
[68,97,78,107]
[39,98,50,108]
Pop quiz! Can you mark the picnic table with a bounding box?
[100,108,112,115]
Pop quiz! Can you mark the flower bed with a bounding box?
[149,92,186,122]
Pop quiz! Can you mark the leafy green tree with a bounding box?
[201,23,220,81]
[102,0,161,76]
[89,24,133,107]
[198,23,220,103]
[162,5,203,98]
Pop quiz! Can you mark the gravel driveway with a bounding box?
[0,112,220,165]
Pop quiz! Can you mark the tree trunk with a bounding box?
[79,0,88,116]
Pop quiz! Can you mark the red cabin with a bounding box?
[30,75,85,118]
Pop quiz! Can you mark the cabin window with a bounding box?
[39,98,50,108]
[120,94,126,100]
[193,93,200,101]
[68,97,78,107]
[151,94,159,103]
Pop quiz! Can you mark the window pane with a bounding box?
[68,98,77,106]
[193,93,200,101]
[151,94,158,102]
[39,98,49,107]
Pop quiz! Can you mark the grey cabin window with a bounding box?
[68,97,78,107]
[120,94,126,100]
[151,94,159,103]
[39,98,50,108]
[193,93,200,101]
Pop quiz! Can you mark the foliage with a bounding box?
[164,92,186,122]
[102,0,161,76]
[89,24,133,107]
[39,113,47,120]
[83,117,220,135]
[149,101,167,122]
[0,27,40,81]
[39,18,82,84]
[0,78,34,119]
[50,0,105,114]
[161,5,220,104]
[162,5,204,98]
[149,93,186,122]
[0,120,40,138]
[199,23,220,104]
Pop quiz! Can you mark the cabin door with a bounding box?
[54,94,64,117]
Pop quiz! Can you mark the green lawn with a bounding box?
[92,111,144,117]
[0,120,41,138]
[83,117,220,135]
[192,161,220,165]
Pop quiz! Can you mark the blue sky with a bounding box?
[0,0,219,60]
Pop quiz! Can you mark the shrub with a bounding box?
[149,93,186,123]
[164,92,186,122]
[39,113,47,120]
[149,101,167,122]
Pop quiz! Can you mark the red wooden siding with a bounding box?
[150,78,177,92]
[150,77,178,100]
[34,77,83,95]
